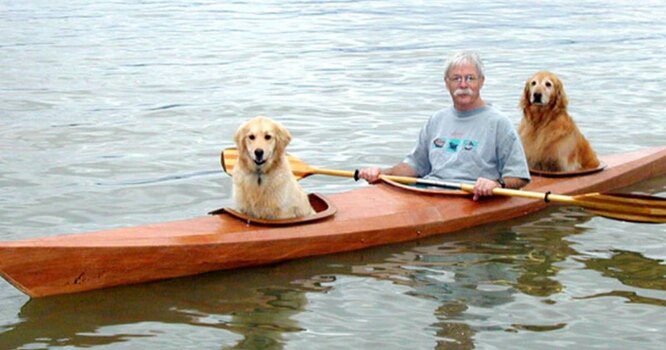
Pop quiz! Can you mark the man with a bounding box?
[357,51,530,200]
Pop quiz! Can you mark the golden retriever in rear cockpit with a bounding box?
[518,71,600,172]
[232,116,314,220]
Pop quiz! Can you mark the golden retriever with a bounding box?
[232,116,315,220]
[518,71,600,172]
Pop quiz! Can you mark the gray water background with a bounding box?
[1,1,665,349]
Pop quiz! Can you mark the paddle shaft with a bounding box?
[308,166,430,187]
[310,168,358,179]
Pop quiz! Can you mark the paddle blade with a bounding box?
[220,148,238,175]
[573,192,666,223]
[287,154,317,180]
[576,193,666,207]
[220,147,314,180]
[585,209,666,224]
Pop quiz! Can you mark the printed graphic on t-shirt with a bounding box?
[463,139,478,151]
[432,137,478,152]
[447,138,461,152]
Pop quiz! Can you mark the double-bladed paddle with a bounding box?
[221,148,666,223]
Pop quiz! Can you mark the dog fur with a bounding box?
[518,71,600,172]
[232,116,315,220]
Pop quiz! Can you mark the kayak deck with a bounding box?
[1,146,665,297]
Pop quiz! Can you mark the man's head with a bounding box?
[444,51,486,112]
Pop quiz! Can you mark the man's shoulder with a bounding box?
[482,105,514,125]
[482,104,509,117]
[432,106,455,117]
[427,107,456,125]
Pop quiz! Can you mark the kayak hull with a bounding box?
[1,146,665,297]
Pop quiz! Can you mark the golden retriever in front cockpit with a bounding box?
[232,116,314,220]
[518,71,600,172]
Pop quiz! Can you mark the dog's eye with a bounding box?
[265,134,272,141]
[545,81,552,87]
[531,81,537,86]
[248,134,255,140]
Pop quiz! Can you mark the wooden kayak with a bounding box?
[1,146,665,298]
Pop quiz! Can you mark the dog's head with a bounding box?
[521,71,568,113]
[234,116,292,172]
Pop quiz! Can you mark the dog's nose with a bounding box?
[254,149,264,160]
[533,92,542,103]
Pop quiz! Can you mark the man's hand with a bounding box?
[357,167,383,183]
[357,163,419,184]
[472,177,500,201]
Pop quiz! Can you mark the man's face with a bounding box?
[445,63,484,111]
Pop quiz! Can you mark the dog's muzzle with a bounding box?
[253,149,266,166]
[532,92,543,105]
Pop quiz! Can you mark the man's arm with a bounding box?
[501,176,529,190]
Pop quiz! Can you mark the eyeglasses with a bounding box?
[446,75,480,84]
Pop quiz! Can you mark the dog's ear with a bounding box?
[274,121,292,153]
[234,121,247,150]
[519,78,531,110]
[553,79,568,111]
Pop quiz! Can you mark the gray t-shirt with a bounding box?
[404,106,531,183]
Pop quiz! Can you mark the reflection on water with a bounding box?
[1,267,329,349]
[578,250,666,306]
[340,207,598,349]
[510,208,592,297]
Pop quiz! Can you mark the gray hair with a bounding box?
[444,51,485,78]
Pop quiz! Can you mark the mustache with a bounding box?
[454,88,473,96]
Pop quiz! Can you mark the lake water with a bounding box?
[1,0,665,349]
